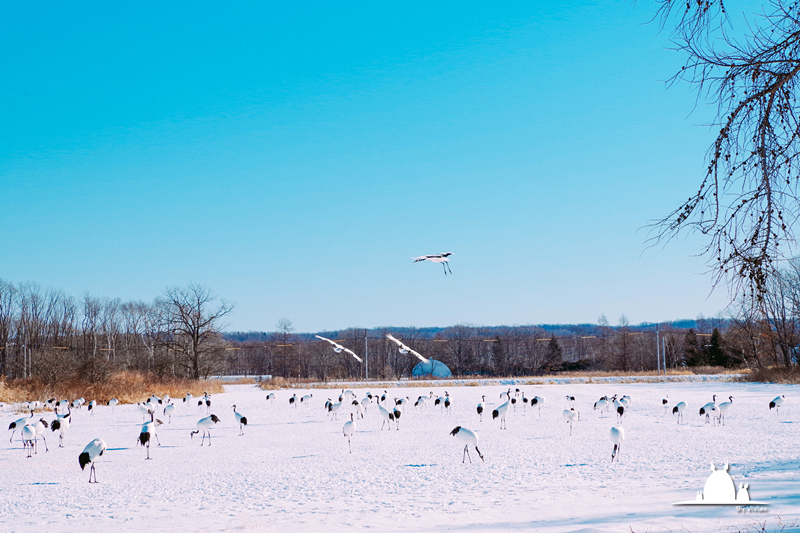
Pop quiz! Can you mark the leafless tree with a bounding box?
[651,0,800,296]
[159,284,234,379]
[0,280,17,376]
[613,315,633,371]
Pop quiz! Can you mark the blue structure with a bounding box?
[412,359,452,378]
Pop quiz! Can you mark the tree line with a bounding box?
[0,280,232,383]
[1,272,798,383]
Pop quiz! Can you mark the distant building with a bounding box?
[412,359,452,378]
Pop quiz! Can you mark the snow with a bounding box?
[1,380,798,532]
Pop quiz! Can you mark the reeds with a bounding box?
[0,371,224,406]
[745,366,800,384]
[258,367,749,390]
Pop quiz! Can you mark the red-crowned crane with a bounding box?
[413,252,454,275]
[163,402,176,423]
[51,406,72,447]
[137,401,154,422]
[32,418,49,453]
[530,396,545,417]
[476,396,486,422]
[22,424,36,457]
[613,398,625,423]
[190,414,220,446]
[386,334,430,363]
[563,408,579,436]
[343,413,357,453]
[610,426,625,463]
[672,401,686,424]
[79,438,106,483]
[492,398,511,430]
[233,405,248,435]
[8,416,31,443]
[377,403,395,431]
[328,399,343,421]
[699,395,717,425]
[717,396,734,425]
[315,335,363,362]
[137,412,162,459]
[769,395,785,413]
[390,403,403,430]
[450,426,484,463]
[594,397,609,416]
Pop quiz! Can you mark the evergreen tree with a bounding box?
[683,328,704,366]
[705,328,729,367]
[544,336,562,371]
[491,336,505,376]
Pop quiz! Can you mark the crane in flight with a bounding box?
[386,334,429,364]
[315,335,363,362]
[413,252,453,275]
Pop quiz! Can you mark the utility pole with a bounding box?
[656,326,660,375]
[365,330,369,382]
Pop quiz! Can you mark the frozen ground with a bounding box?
[1,380,798,533]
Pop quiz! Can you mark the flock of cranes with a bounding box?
[3,384,791,483]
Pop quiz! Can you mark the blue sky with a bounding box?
[1,1,735,332]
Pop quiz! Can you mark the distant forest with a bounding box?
[222,315,745,380]
[1,271,797,382]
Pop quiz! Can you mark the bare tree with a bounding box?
[272,318,297,379]
[652,0,800,295]
[613,315,632,371]
[159,284,234,379]
[0,280,17,376]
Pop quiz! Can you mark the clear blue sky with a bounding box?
[1,1,735,332]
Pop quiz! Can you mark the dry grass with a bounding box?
[745,366,800,384]
[554,367,748,378]
[214,377,258,385]
[0,371,224,408]
[259,377,326,390]
[257,368,750,390]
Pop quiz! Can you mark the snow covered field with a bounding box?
[1,381,798,533]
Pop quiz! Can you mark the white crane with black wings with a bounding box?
[386,334,429,364]
[413,252,453,275]
[315,335,363,363]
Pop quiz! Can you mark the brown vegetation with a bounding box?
[258,367,749,390]
[745,366,800,384]
[0,371,224,407]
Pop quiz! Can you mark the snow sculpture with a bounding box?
[702,463,736,503]
[674,462,766,506]
[736,483,750,502]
